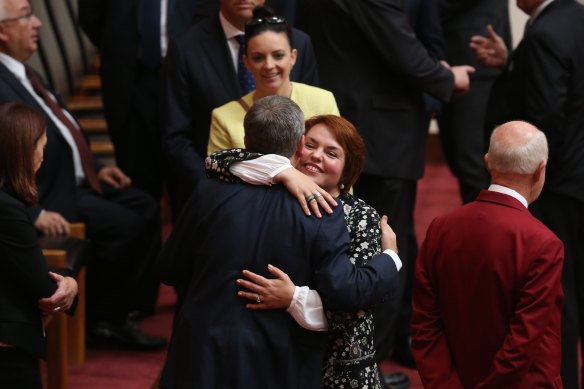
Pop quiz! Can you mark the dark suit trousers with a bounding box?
[354,174,417,361]
[75,184,161,325]
[438,77,493,203]
[532,191,584,389]
[0,348,41,389]
[104,64,164,201]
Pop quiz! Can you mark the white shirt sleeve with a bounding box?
[229,154,292,185]
[286,286,328,332]
[285,250,401,332]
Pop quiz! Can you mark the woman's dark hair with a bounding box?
[0,102,46,205]
[244,6,293,50]
[304,115,366,196]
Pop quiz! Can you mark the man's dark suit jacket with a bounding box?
[0,189,57,359]
[158,180,398,388]
[296,0,454,181]
[486,0,584,203]
[161,14,319,213]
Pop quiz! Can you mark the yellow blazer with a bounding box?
[208,82,340,154]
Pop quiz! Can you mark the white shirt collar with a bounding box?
[530,0,555,23]
[219,11,245,40]
[488,184,528,208]
[0,52,27,82]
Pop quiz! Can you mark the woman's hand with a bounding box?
[380,215,398,253]
[38,272,78,315]
[236,264,296,310]
[274,168,337,218]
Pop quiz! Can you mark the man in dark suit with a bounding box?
[0,0,165,349]
[158,96,400,388]
[78,0,210,202]
[295,0,474,371]
[161,0,319,217]
[412,121,563,388]
[438,0,511,204]
[471,1,584,386]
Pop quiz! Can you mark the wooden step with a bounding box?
[79,118,107,134]
[78,74,101,96]
[67,96,103,113]
[90,141,114,156]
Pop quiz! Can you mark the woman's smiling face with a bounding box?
[244,30,297,95]
[295,123,346,196]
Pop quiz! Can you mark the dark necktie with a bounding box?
[140,0,162,69]
[235,34,255,94]
[26,68,103,194]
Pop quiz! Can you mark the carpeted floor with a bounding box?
[59,163,461,389]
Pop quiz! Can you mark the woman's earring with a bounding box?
[339,183,345,190]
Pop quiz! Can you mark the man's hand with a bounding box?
[97,166,131,190]
[469,24,508,68]
[380,215,398,253]
[274,167,337,218]
[38,272,78,315]
[34,211,70,237]
[441,61,476,96]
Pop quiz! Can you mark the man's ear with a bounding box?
[533,160,547,183]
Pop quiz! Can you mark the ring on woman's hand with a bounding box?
[305,194,316,203]
[53,306,61,312]
[256,294,262,303]
[313,192,322,199]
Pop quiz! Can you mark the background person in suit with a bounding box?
[295,0,475,374]
[161,0,319,217]
[437,0,511,204]
[78,0,206,202]
[158,96,400,389]
[0,102,78,389]
[0,0,165,350]
[207,6,339,154]
[412,121,563,388]
[470,1,584,386]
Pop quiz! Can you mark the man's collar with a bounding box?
[488,184,528,208]
[530,0,555,22]
[219,11,244,40]
[0,52,26,81]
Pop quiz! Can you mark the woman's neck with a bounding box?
[254,82,293,100]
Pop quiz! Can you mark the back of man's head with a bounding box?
[243,95,304,158]
[487,121,548,175]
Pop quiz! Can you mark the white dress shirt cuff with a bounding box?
[384,249,402,271]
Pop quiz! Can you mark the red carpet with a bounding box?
[60,163,461,388]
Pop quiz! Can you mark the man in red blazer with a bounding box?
[411,120,564,389]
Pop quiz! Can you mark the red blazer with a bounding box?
[412,190,564,389]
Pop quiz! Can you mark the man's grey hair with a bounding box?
[488,121,548,174]
[243,95,304,157]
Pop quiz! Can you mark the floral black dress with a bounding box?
[206,149,383,389]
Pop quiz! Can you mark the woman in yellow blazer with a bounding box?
[208,7,339,155]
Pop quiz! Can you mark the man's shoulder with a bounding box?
[174,14,220,48]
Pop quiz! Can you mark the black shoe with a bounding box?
[382,372,410,389]
[88,320,167,351]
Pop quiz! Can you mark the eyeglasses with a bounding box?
[0,10,34,24]
[246,16,286,27]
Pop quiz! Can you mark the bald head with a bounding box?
[487,121,548,175]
